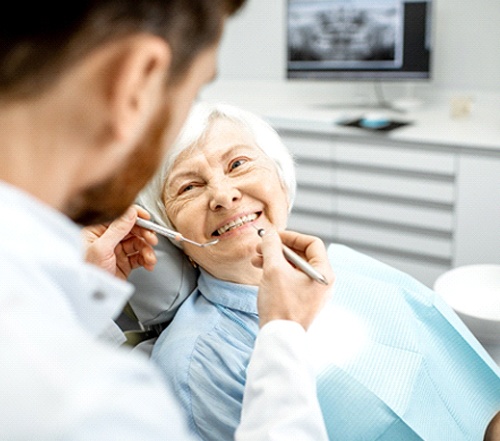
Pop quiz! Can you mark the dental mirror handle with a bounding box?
[135,217,218,248]
[135,217,181,241]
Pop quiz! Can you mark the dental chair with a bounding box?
[118,233,198,355]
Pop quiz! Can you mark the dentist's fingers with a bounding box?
[118,235,157,271]
[252,230,333,284]
[83,205,158,280]
[97,206,138,249]
[278,230,333,281]
[255,229,334,330]
[129,206,158,246]
[99,205,158,249]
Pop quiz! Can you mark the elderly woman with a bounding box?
[137,102,500,441]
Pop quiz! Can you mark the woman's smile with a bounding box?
[212,212,261,237]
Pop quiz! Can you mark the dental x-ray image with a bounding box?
[288,0,403,70]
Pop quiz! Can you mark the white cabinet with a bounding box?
[454,155,500,267]
[277,129,500,288]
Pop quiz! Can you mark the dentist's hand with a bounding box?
[82,205,158,280]
[252,230,334,330]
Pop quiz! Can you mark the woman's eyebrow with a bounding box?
[167,144,258,187]
[167,169,200,189]
[220,144,257,160]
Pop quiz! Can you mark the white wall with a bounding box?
[217,0,500,94]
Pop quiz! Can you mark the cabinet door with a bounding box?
[454,155,500,266]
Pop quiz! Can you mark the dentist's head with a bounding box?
[0,1,246,226]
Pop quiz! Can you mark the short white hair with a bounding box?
[137,101,296,240]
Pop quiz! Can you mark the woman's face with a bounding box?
[163,118,289,281]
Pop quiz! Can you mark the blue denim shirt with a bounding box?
[152,244,500,441]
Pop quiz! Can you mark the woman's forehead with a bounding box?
[174,120,260,164]
[175,142,263,171]
[204,117,254,145]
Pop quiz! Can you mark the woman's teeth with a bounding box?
[215,213,258,236]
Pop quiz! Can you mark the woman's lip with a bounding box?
[211,212,262,237]
[213,220,257,240]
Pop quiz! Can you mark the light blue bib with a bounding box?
[315,244,500,440]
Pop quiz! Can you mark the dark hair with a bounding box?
[0,0,246,98]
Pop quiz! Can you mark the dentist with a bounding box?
[0,1,332,440]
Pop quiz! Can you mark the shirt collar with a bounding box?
[0,181,134,339]
[198,268,259,315]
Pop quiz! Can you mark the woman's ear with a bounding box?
[106,34,172,143]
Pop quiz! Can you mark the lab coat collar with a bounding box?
[198,268,259,314]
[66,262,134,342]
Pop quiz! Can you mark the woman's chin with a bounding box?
[204,244,259,269]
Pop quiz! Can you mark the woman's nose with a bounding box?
[208,179,242,211]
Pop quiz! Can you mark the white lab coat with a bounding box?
[0,181,327,441]
[237,321,329,441]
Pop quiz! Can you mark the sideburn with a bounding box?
[65,102,171,226]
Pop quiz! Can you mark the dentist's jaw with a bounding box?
[211,212,262,239]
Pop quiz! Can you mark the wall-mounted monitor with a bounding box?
[287,0,432,81]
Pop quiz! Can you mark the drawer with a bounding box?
[336,222,453,260]
[293,190,454,231]
[334,169,455,204]
[296,163,334,187]
[283,135,334,161]
[337,196,454,232]
[288,212,335,237]
[335,142,456,175]
[293,187,334,213]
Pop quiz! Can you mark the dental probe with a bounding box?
[253,225,328,286]
[135,217,219,248]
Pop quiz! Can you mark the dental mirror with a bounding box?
[135,217,219,248]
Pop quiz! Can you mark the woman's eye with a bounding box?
[180,183,195,194]
[230,158,247,170]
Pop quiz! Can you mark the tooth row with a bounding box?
[217,213,258,235]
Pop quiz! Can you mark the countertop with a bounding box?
[201,80,500,153]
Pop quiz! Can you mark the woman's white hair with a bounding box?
[137,101,296,243]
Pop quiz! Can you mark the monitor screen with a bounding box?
[287,0,432,81]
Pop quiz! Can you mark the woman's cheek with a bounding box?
[164,199,186,229]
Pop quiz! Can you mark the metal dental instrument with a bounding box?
[135,217,219,248]
[253,225,328,285]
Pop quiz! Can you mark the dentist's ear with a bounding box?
[106,34,172,143]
